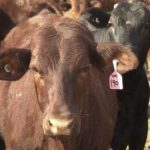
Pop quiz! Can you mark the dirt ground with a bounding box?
[144,90,150,150]
[145,119,150,150]
[144,67,150,150]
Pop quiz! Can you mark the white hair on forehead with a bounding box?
[113,0,141,9]
[128,0,141,2]
[126,20,132,25]
[113,3,119,9]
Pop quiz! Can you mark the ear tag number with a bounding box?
[109,59,123,90]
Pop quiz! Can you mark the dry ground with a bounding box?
[144,95,150,150]
[144,68,150,150]
[144,119,150,150]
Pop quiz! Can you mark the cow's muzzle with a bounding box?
[42,114,80,137]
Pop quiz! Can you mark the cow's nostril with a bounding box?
[67,120,74,129]
[48,120,53,126]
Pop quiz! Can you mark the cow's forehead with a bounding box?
[30,26,92,73]
[112,2,150,22]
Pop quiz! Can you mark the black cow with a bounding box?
[79,2,150,150]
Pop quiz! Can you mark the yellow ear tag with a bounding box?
[109,59,123,90]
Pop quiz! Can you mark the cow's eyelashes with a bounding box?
[32,67,43,76]
[32,67,39,73]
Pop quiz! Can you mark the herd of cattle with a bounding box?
[0,0,149,150]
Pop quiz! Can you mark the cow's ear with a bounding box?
[96,42,139,74]
[0,48,31,81]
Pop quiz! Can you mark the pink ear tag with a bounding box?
[109,59,123,90]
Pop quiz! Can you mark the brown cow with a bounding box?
[0,0,101,41]
[0,0,62,41]
[0,0,67,24]
[0,9,138,150]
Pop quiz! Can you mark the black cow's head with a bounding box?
[79,2,150,68]
[108,2,150,66]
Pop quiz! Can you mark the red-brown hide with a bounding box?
[0,10,138,150]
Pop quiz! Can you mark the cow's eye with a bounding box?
[79,64,91,75]
[90,16,101,26]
